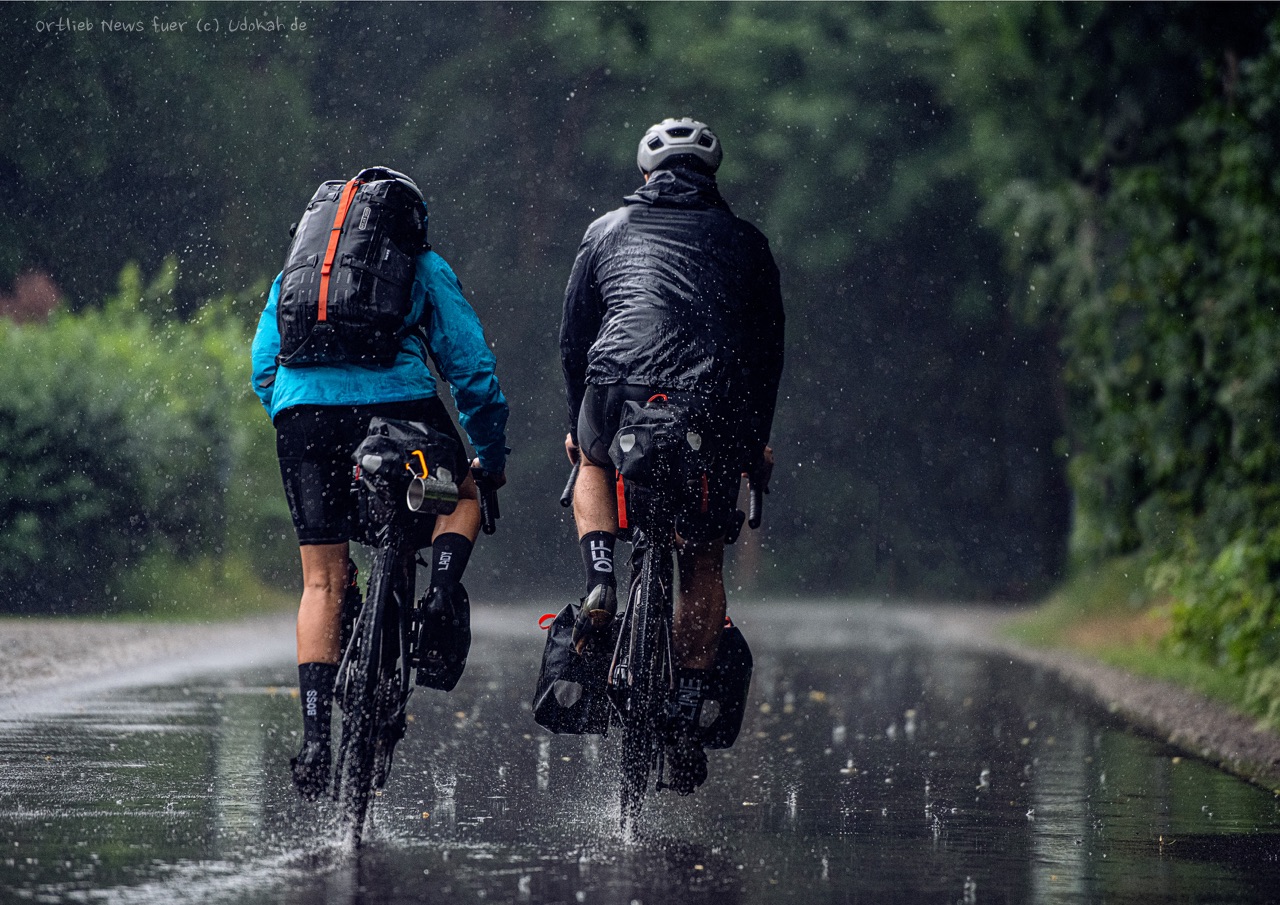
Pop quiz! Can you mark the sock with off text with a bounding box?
[579,530,616,595]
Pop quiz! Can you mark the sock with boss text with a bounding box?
[298,662,338,745]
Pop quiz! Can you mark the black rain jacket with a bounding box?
[560,166,785,463]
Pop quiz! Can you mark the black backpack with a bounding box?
[276,167,429,368]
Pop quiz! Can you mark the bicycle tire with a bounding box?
[335,542,396,847]
[372,552,414,790]
[618,540,671,832]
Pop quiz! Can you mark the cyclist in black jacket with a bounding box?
[560,117,784,794]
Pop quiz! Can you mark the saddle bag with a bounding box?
[351,416,460,549]
[531,603,613,735]
[698,618,753,749]
[608,394,720,530]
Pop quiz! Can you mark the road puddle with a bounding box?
[1,606,1278,903]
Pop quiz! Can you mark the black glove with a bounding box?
[471,465,506,492]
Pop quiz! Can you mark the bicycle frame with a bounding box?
[330,419,500,847]
[563,456,764,832]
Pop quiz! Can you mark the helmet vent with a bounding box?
[637,117,723,174]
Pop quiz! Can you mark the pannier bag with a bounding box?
[532,603,614,735]
[351,416,460,549]
[414,584,471,692]
[277,166,428,368]
[698,618,753,749]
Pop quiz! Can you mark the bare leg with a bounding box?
[296,542,350,665]
[573,458,619,537]
[675,540,726,670]
[434,471,482,544]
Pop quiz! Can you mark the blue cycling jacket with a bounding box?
[251,250,509,474]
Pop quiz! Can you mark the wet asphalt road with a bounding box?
[2,601,1279,905]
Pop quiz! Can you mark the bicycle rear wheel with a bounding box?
[335,542,399,847]
[618,541,672,832]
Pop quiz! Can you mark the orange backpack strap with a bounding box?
[317,178,362,323]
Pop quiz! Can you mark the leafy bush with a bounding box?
[1154,532,1280,674]
[0,314,144,610]
[1091,27,1280,679]
[1245,666,1280,732]
[0,262,290,613]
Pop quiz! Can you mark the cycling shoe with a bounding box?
[572,583,617,653]
[414,583,471,691]
[663,733,708,796]
[290,740,331,801]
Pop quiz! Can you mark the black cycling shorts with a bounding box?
[275,398,468,546]
[576,383,740,542]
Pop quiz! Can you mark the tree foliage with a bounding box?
[1,1,319,308]
[1111,24,1280,673]
[943,4,1280,698]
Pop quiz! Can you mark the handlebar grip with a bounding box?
[560,461,581,508]
[479,487,500,535]
[747,483,763,530]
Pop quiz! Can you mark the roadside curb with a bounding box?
[911,606,1280,795]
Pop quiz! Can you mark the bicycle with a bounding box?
[561,433,764,833]
[332,421,500,847]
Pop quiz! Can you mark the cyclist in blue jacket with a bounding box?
[252,238,508,800]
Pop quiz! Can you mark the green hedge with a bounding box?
[944,9,1280,719]
[1082,25,1280,678]
[0,262,291,613]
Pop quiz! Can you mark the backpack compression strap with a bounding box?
[318,177,362,324]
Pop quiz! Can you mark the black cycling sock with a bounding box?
[431,532,473,588]
[580,531,616,593]
[298,662,338,746]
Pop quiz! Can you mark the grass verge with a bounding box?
[112,552,295,621]
[1006,555,1255,717]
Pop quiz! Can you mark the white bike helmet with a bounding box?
[636,117,723,175]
